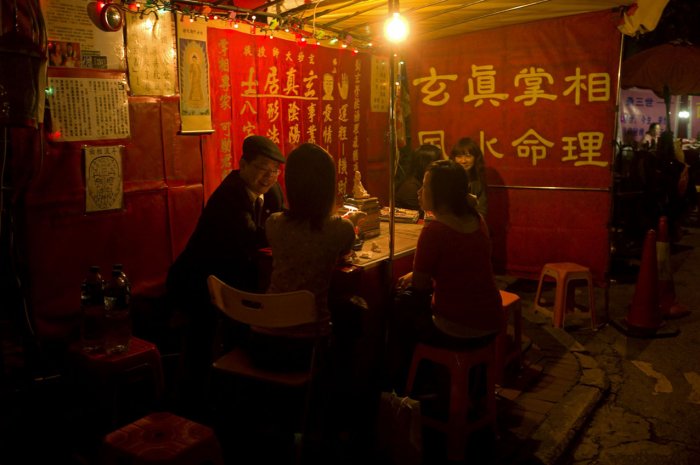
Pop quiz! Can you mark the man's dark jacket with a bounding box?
[166,170,284,313]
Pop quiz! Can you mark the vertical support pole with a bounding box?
[388,50,397,284]
[607,31,626,325]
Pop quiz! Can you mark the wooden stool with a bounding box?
[102,412,224,465]
[534,262,596,329]
[405,340,497,462]
[496,290,523,385]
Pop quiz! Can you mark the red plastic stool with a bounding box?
[405,340,497,461]
[71,337,164,428]
[534,262,597,329]
[496,290,523,385]
[102,412,224,465]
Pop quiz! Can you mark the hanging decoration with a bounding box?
[176,10,213,133]
[94,0,372,51]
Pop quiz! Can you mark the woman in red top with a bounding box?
[387,159,505,392]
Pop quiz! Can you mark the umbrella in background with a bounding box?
[621,42,700,125]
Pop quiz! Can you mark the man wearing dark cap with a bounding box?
[166,135,285,417]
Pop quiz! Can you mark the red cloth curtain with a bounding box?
[404,10,623,283]
[204,28,371,202]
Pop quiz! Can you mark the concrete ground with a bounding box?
[3,224,698,465]
[484,223,700,465]
[560,223,700,465]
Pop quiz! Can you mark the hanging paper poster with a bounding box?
[84,145,123,213]
[619,88,673,142]
[40,0,126,70]
[176,13,213,133]
[126,12,178,96]
[204,26,370,200]
[47,77,131,141]
[371,55,390,112]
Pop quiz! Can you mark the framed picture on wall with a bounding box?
[84,145,124,213]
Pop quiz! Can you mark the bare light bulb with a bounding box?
[384,12,409,43]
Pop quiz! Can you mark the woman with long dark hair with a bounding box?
[387,159,504,391]
[265,143,356,337]
[250,143,358,369]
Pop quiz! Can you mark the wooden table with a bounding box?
[330,221,422,303]
[351,221,423,269]
[258,221,423,298]
[335,222,423,403]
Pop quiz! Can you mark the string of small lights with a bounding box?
[98,0,371,52]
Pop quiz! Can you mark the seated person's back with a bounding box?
[252,144,355,370]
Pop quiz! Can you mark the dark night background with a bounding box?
[623,0,700,58]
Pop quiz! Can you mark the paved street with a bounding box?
[559,225,700,465]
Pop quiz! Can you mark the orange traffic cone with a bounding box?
[656,216,690,319]
[612,229,679,338]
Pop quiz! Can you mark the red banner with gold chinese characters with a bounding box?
[405,10,622,283]
[204,26,370,201]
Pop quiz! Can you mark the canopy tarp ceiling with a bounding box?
[203,0,636,48]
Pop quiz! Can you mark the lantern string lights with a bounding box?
[101,0,369,51]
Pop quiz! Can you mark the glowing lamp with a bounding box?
[679,110,690,119]
[384,12,409,43]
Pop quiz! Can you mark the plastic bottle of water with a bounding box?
[104,266,131,355]
[113,263,131,295]
[80,265,105,353]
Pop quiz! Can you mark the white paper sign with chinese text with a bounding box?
[84,145,123,213]
[47,77,130,141]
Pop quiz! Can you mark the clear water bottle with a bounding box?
[104,266,131,355]
[80,265,105,353]
[113,263,131,295]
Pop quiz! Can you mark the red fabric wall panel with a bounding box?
[24,189,171,340]
[14,93,204,341]
[167,185,204,261]
[125,97,166,191]
[489,189,610,283]
[23,140,84,205]
[161,97,202,186]
[363,107,391,205]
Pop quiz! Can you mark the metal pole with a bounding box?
[386,0,400,287]
[606,31,626,326]
[388,51,397,269]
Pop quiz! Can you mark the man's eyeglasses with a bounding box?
[251,164,281,177]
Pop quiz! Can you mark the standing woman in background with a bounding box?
[642,122,662,151]
[449,137,488,217]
